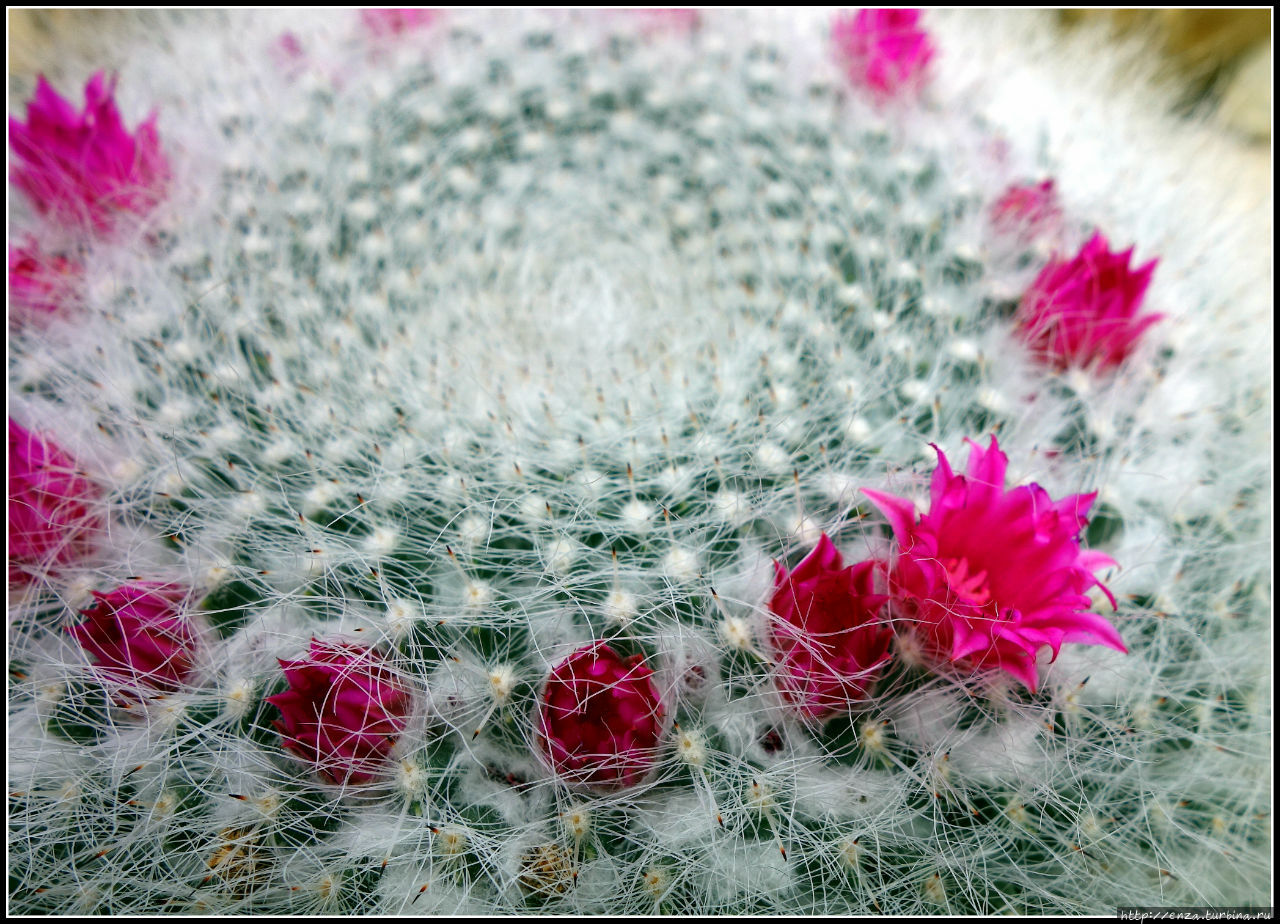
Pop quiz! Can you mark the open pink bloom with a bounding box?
[9,72,169,235]
[9,241,83,318]
[361,8,439,36]
[1016,231,1162,371]
[767,533,892,718]
[537,642,665,790]
[268,639,413,786]
[68,582,200,690]
[990,179,1063,238]
[8,420,102,583]
[863,436,1125,691]
[831,8,934,100]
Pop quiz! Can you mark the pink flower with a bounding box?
[537,642,665,790]
[990,179,1063,238]
[9,72,170,235]
[67,582,200,690]
[361,8,439,37]
[831,8,934,100]
[766,533,892,718]
[268,639,413,786]
[8,420,102,583]
[1016,231,1162,371]
[862,436,1125,691]
[9,241,83,318]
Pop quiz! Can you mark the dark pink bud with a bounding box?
[67,582,200,690]
[831,8,934,101]
[537,642,665,791]
[8,420,102,583]
[267,639,413,786]
[1016,231,1162,371]
[9,241,83,319]
[767,533,892,718]
[9,72,170,235]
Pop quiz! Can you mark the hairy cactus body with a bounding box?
[8,9,1270,914]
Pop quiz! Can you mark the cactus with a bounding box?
[8,9,1270,914]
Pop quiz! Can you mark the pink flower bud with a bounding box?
[67,582,200,690]
[270,32,307,77]
[863,436,1126,691]
[990,179,1063,238]
[831,8,935,101]
[1016,231,1162,371]
[9,241,83,319]
[537,642,665,791]
[361,8,439,37]
[767,533,892,718]
[9,72,170,235]
[267,639,413,786]
[8,420,102,583]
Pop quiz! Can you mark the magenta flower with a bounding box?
[9,241,83,318]
[862,436,1125,691]
[1016,231,1162,371]
[767,533,892,718]
[831,8,934,100]
[9,72,170,235]
[361,8,439,37]
[537,642,665,790]
[68,582,200,690]
[8,420,102,583]
[990,179,1063,238]
[268,639,413,786]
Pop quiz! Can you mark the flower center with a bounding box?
[940,556,994,607]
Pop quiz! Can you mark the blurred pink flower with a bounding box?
[629,8,701,33]
[68,582,200,691]
[9,241,83,318]
[1015,231,1162,371]
[863,436,1125,691]
[270,31,307,77]
[361,8,439,37]
[8,420,102,583]
[990,179,1063,238]
[767,533,892,718]
[831,8,934,100]
[537,642,665,790]
[268,639,413,785]
[9,72,169,235]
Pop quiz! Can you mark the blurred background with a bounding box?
[1060,8,1271,141]
[7,9,1271,179]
